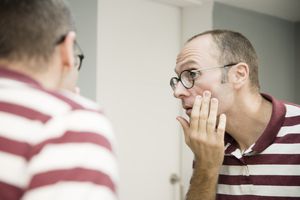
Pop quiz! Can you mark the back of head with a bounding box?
[188,29,260,91]
[0,0,75,71]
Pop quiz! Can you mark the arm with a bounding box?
[186,161,220,200]
[177,91,226,200]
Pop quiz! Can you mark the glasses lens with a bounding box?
[74,55,80,70]
[170,77,178,90]
[181,71,194,89]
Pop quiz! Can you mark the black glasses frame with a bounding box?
[55,34,85,71]
[170,63,238,90]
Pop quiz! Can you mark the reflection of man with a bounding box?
[59,38,84,94]
[170,29,300,199]
[0,1,118,200]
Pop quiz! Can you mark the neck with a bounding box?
[0,60,62,90]
[225,91,272,151]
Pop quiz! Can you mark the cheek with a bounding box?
[194,75,222,93]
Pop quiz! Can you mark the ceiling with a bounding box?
[152,0,300,22]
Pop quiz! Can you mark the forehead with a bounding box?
[175,35,219,74]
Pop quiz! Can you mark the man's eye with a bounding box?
[189,71,200,79]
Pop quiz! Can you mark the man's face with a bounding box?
[173,35,234,117]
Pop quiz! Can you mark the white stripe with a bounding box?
[224,143,230,151]
[22,182,117,200]
[0,78,31,88]
[0,87,71,116]
[0,151,28,188]
[0,110,115,146]
[285,104,300,117]
[220,164,300,176]
[218,184,300,197]
[28,143,118,183]
[231,149,243,159]
[261,143,300,154]
[45,110,116,145]
[277,124,300,137]
[61,90,99,110]
[0,112,45,144]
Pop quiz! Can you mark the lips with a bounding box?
[183,105,192,116]
[185,108,192,116]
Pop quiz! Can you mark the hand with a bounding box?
[177,91,226,171]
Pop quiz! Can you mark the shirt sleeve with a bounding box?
[21,109,118,200]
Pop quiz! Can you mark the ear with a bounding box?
[229,62,249,89]
[59,31,76,71]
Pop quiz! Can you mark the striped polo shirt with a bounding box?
[0,68,118,200]
[217,94,300,199]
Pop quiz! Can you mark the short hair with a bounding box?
[187,29,260,91]
[0,0,75,71]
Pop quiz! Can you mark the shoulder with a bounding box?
[18,86,116,146]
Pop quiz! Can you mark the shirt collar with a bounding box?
[0,67,42,88]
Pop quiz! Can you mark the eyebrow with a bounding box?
[175,60,199,74]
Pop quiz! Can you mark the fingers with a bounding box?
[207,98,218,135]
[216,114,226,141]
[177,91,226,143]
[176,116,189,133]
[190,95,202,131]
[177,116,190,145]
[199,91,211,134]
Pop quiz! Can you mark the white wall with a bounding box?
[296,22,300,104]
[97,1,181,199]
[182,2,214,43]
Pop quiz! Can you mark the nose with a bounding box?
[173,81,189,99]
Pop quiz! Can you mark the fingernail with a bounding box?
[211,98,218,103]
[204,91,210,97]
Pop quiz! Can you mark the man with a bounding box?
[60,39,84,94]
[0,0,118,200]
[170,29,300,199]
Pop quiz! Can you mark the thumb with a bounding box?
[176,116,189,132]
[176,116,191,145]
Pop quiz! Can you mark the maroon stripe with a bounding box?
[251,94,286,153]
[29,131,113,160]
[284,116,300,126]
[0,67,85,110]
[0,181,23,200]
[275,134,300,143]
[217,194,300,200]
[225,144,238,155]
[0,136,31,158]
[41,90,105,115]
[223,154,300,165]
[219,175,300,186]
[0,67,41,87]
[0,101,51,123]
[0,68,101,113]
[27,168,116,193]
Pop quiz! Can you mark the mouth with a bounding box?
[185,109,192,117]
[183,106,192,117]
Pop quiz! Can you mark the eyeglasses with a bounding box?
[170,63,237,90]
[73,43,84,71]
[55,34,85,71]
